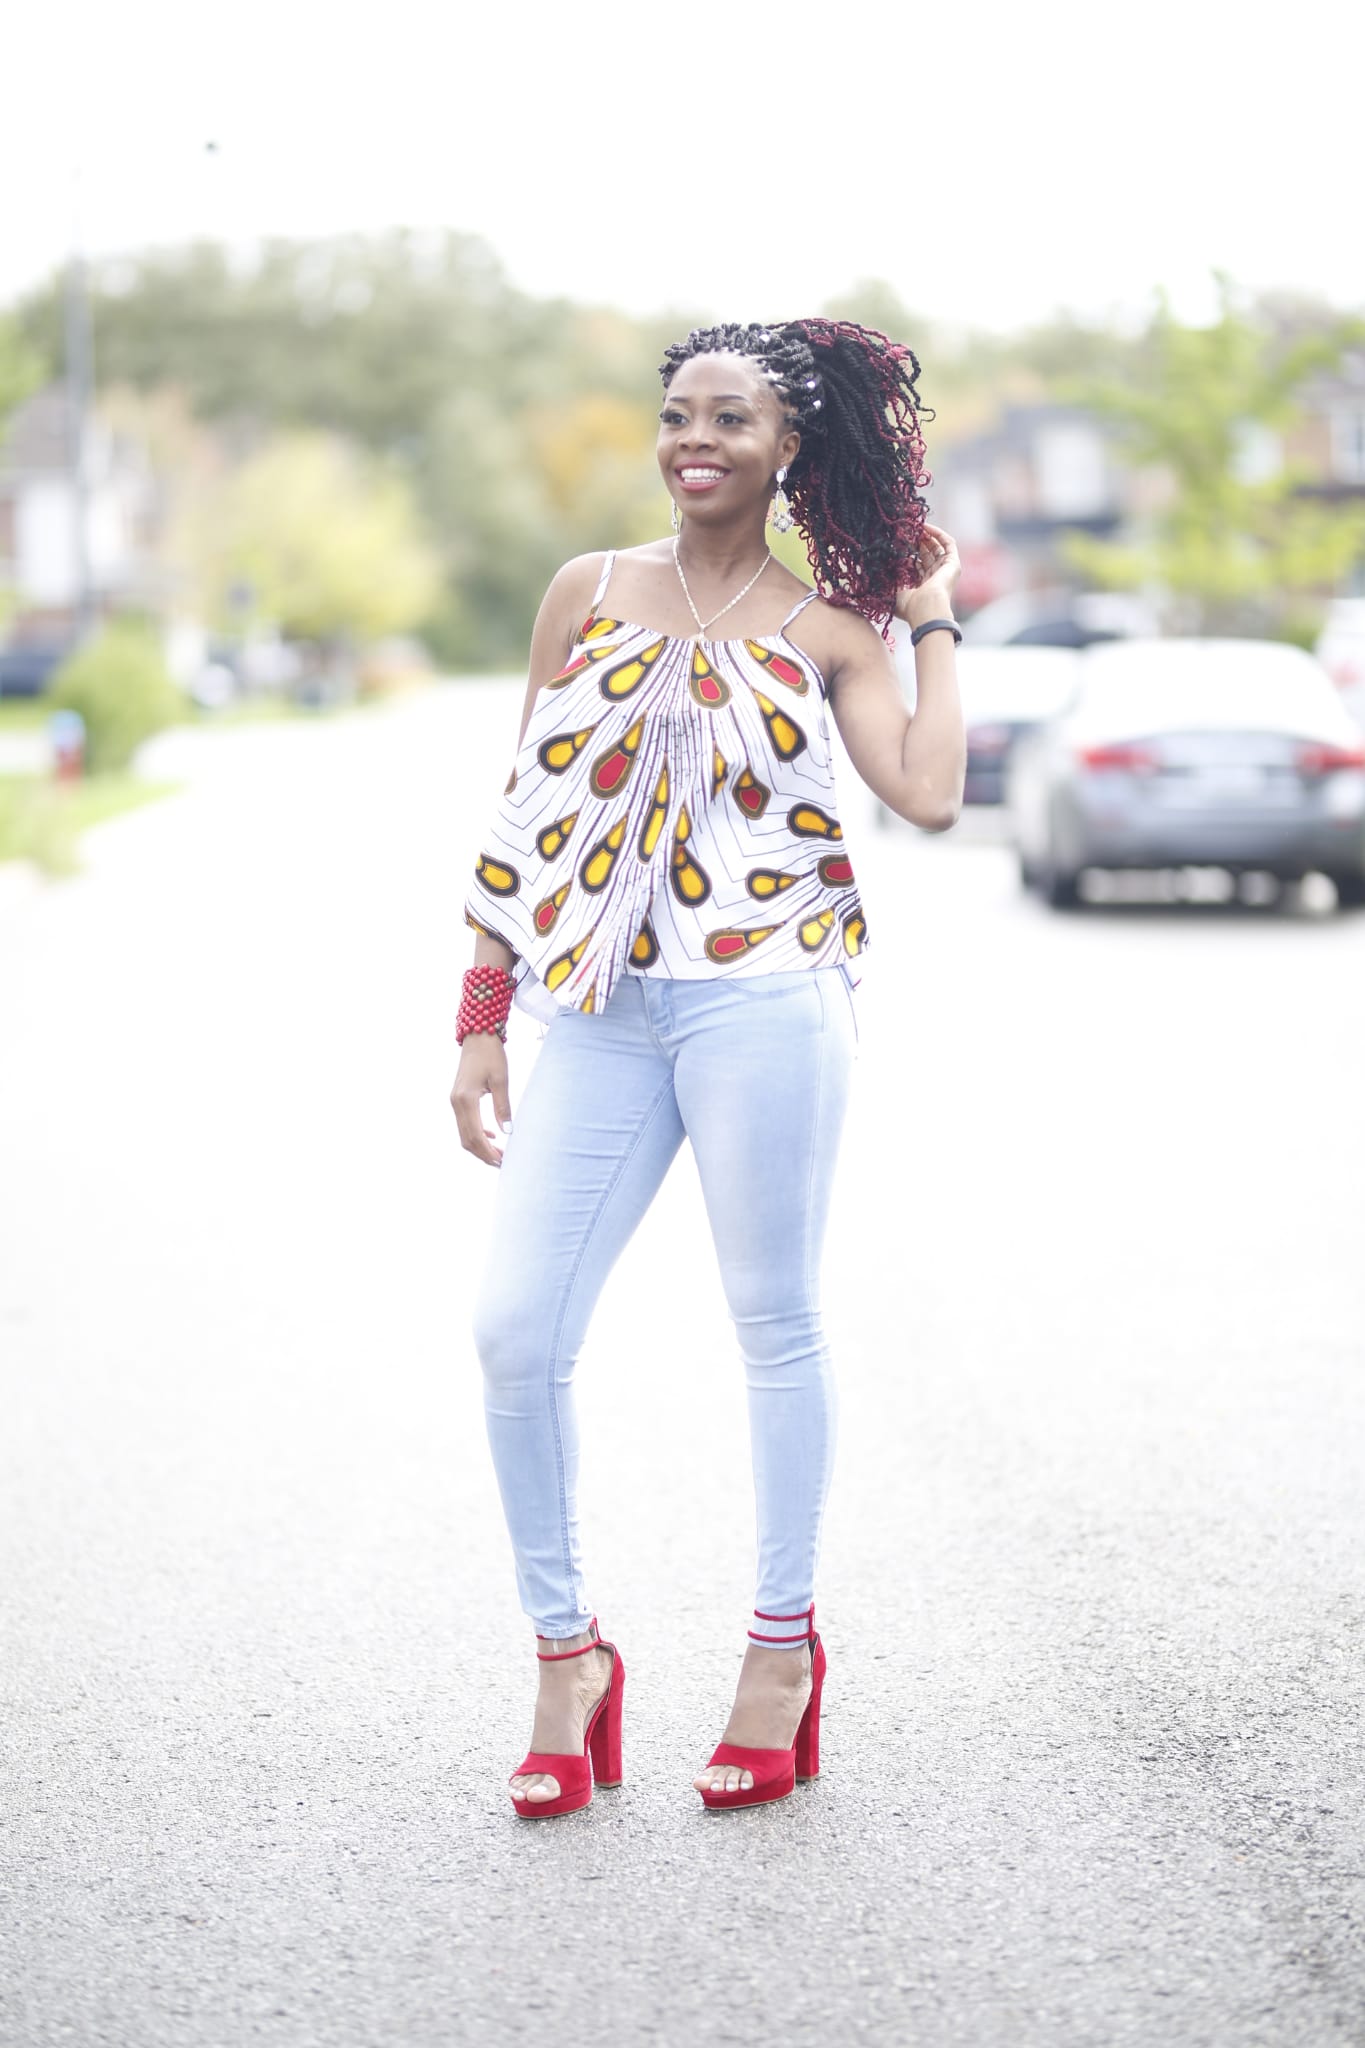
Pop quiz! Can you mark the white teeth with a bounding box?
[681,468,725,481]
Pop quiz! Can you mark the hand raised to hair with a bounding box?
[894,523,961,628]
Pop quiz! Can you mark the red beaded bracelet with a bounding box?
[457,964,514,1045]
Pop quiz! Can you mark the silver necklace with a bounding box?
[672,535,773,639]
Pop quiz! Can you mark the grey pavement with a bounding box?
[2,683,1363,2048]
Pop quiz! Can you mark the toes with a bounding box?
[695,1766,755,1796]
[510,1773,561,1803]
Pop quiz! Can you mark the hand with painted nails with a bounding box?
[895,523,961,629]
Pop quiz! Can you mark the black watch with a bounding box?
[909,617,963,647]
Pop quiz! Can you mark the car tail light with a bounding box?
[1296,741,1365,774]
[1076,741,1158,773]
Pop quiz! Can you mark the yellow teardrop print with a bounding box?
[788,804,842,841]
[752,688,806,761]
[536,811,579,861]
[637,759,669,861]
[598,637,666,697]
[670,805,711,906]
[798,909,837,952]
[475,854,520,897]
[746,869,797,900]
[545,932,593,993]
[580,815,629,893]
[538,725,596,774]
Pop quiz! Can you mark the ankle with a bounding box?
[535,1626,599,1659]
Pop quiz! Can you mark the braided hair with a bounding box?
[659,318,933,633]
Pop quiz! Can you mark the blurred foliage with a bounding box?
[0,312,45,427]
[1061,278,1365,634]
[14,240,1365,659]
[18,233,693,665]
[213,433,441,643]
[50,622,184,773]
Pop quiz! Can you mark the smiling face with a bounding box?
[657,352,801,527]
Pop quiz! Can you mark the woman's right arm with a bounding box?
[449,554,606,1167]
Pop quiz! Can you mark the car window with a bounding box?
[1074,641,1343,738]
[956,648,1082,723]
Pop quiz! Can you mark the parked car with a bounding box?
[957,646,1081,804]
[0,640,75,698]
[1008,639,1365,909]
[963,588,1160,649]
[1314,598,1365,732]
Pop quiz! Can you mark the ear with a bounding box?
[778,426,802,473]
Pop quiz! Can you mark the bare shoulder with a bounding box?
[544,551,612,612]
[787,595,894,689]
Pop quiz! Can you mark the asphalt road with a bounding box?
[2,684,1363,2048]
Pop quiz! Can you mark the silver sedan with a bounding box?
[1008,639,1365,910]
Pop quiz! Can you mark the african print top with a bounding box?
[466,550,868,1018]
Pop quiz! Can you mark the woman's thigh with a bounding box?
[475,980,686,1365]
[668,972,855,1321]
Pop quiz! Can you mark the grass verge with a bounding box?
[0,775,181,876]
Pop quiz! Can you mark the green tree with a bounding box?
[210,432,441,645]
[50,622,183,772]
[0,313,44,427]
[1062,279,1365,634]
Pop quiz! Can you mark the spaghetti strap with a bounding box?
[589,550,617,616]
[781,588,820,629]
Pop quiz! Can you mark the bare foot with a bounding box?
[510,1631,615,1807]
[693,1642,813,1796]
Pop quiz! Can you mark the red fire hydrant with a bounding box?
[49,709,86,782]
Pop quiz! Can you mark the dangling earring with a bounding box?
[770,466,794,534]
[671,499,681,534]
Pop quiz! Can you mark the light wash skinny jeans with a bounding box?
[473,968,856,1646]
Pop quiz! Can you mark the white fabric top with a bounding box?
[467,551,868,1016]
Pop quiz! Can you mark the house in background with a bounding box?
[935,363,1365,622]
[930,403,1128,615]
[0,387,160,649]
[1287,349,1365,564]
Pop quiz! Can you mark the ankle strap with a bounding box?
[536,1619,602,1661]
[749,1603,815,1646]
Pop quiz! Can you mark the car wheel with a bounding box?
[1042,858,1082,909]
[1328,869,1365,910]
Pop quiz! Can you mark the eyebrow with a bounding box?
[665,393,754,406]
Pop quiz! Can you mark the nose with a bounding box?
[679,419,717,453]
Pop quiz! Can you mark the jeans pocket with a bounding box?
[836,961,860,1046]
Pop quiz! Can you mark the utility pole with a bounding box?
[64,175,95,640]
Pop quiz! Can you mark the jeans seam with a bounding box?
[545,1072,677,1619]
[786,971,828,1614]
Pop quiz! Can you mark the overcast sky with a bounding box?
[7,0,1357,335]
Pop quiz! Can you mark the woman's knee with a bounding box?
[473,1281,546,1391]
[729,1295,826,1376]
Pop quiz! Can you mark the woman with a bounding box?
[452,318,964,1815]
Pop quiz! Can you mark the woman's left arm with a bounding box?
[822,524,966,832]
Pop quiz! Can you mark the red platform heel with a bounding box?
[699,1613,826,1811]
[509,1621,624,1820]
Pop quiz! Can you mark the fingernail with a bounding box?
[500,1119,513,1135]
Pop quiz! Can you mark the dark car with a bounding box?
[1008,639,1365,909]
[957,646,1081,804]
[0,641,75,698]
